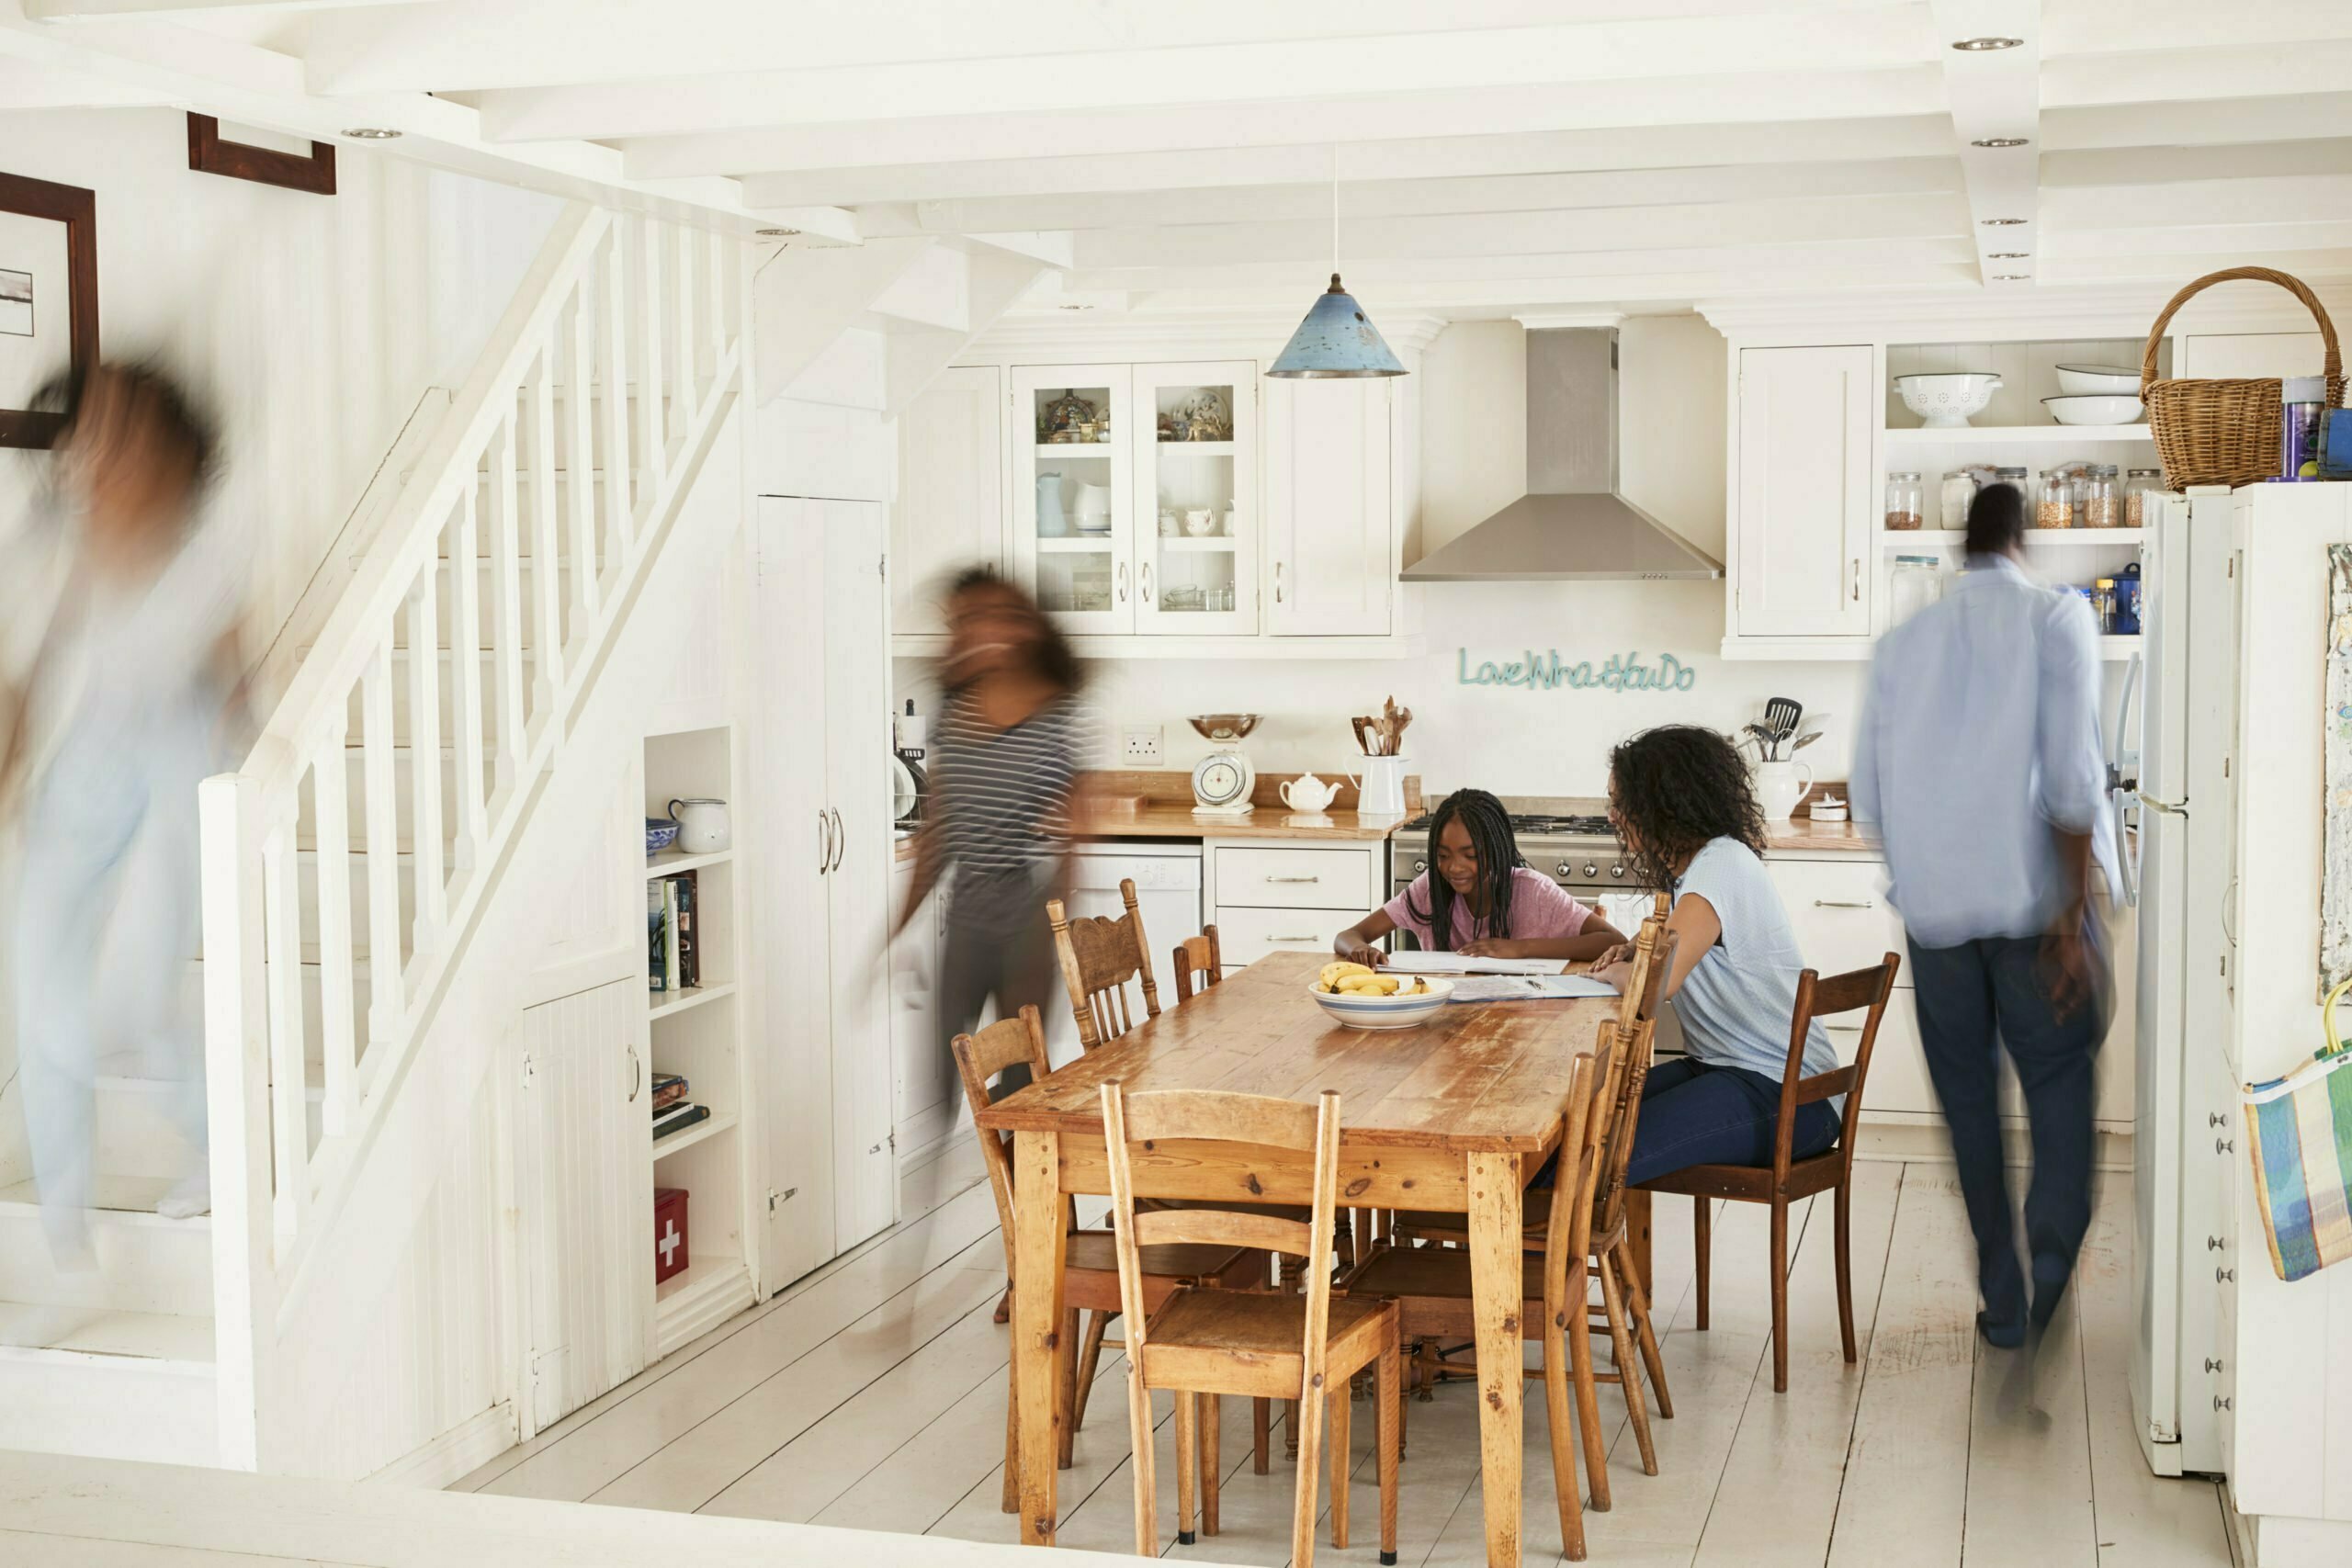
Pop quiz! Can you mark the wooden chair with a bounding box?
[1635,952,1902,1393]
[952,1007,1264,1501]
[1046,878,1161,1051]
[1102,1085,1402,1567]
[1170,925,1223,1002]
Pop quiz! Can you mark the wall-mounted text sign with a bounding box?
[1457,649,1698,693]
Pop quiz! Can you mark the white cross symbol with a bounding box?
[658,1219,682,1269]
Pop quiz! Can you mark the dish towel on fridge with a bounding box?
[2243,976,2352,1281]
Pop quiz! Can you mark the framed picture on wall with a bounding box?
[0,170,98,449]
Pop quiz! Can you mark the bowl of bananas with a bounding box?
[1308,962,1453,1031]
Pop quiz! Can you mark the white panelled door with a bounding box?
[515,978,652,1436]
[1263,376,1393,637]
[1734,344,1874,640]
[891,365,1004,636]
[753,495,898,1293]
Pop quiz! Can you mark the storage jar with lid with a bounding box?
[1889,555,1945,626]
[1884,470,1923,531]
[1939,469,1978,530]
[2082,465,2120,528]
[2122,468,2164,530]
[2035,468,2075,528]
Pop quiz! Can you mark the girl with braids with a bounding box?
[1592,725,1843,1184]
[1332,786,1623,965]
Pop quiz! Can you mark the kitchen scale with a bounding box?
[1188,713,1261,818]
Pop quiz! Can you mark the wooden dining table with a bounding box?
[977,950,1649,1568]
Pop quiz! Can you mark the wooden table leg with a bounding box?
[1012,1131,1069,1545]
[1625,1187,1653,1298]
[1465,1150,1524,1568]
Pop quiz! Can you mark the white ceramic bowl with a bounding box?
[2054,364,2141,396]
[1307,975,1454,1032]
[2042,393,2145,426]
[1894,371,2003,429]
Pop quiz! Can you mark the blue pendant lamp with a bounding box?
[1268,153,1407,378]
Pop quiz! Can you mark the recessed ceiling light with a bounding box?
[1971,137,2030,149]
[1057,303,1094,310]
[1980,217,2029,226]
[1993,274,2031,281]
[754,227,799,237]
[341,127,401,140]
[1988,251,2029,259]
[1952,36,2022,51]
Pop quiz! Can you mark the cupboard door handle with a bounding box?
[1851,558,1861,603]
[1272,935,1318,942]
[1275,560,1285,604]
[1140,562,1153,603]
[1814,898,1875,909]
[2209,1112,2227,1128]
[2216,1137,2234,1154]
[627,1044,641,1102]
[2206,1358,2226,1373]
[830,807,846,872]
[2216,1268,2235,1283]
[2207,1235,2227,1250]
[1824,1023,1862,1033]
[1117,563,1128,603]
[2214,1396,2233,1411]
[1265,874,1321,884]
[818,809,832,875]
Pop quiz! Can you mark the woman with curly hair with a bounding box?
[1594,724,1842,1186]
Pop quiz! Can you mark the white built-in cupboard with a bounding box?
[891,339,1415,657]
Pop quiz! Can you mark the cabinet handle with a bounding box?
[1275,561,1285,604]
[1140,562,1153,604]
[818,809,833,875]
[1265,874,1321,884]
[1272,934,1320,942]
[830,807,846,873]
[2217,1137,2234,1155]
[1118,562,1128,603]
[2207,1235,2227,1250]
[1824,1022,1862,1032]
[2209,1112,2227,1128]
[2206,1358,2226,1373]
[2217,1266,2235,1282]
[1851,558,1861,603]
[1814,898,1875,909]
[2214,1395,2233,1411]
[627,1044,641,1102]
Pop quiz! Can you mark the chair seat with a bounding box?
[1068,1230,1253,1281]
[1637,1150,1842,1203]
[1137,1288,1393,1400]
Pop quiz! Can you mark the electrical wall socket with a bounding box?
[1121,725,1164,766]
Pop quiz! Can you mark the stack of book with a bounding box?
[652,1070,709,1142]
[648,870,699,994]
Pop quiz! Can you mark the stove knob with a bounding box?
[1611,863,1626,879]
[1555,861,1574,878]
[1412,859,1427,874]
[1581,862,1600,879]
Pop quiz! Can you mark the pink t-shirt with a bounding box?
[1381,867,1592,950]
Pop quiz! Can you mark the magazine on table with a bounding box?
[1445,974,1623,1004]
[1384,950,1566,977]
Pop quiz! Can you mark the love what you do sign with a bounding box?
[1457,649,1698,693]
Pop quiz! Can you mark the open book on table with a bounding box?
[1384,950,1566,976]
[1445,974,1623,1003]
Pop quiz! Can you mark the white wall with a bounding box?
[896,314,1869,798]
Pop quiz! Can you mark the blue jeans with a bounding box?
[1622,1056,1842,1188]
[1906,923,2107,1328]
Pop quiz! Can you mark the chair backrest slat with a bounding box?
[1102,1084,1342,1393]
[1170,926,1223,1004]
[1540,1040,1608,1301]
[948,1007,1055,1277]
[1781,952,1903,1168]
[1594,926,1676,1239]
[1048,878,1162,1052]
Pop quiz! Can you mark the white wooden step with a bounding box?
[95,1055,322,1181]
[0,1175,213,1314]
[0,1304,216,1466]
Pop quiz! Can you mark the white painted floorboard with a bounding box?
[451,1157,2235,1568]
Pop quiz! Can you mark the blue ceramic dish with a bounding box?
[647,818,681,857]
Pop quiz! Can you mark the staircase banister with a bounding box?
[232,201,611,796]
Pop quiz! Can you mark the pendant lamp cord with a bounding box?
[1330,143,1340,280]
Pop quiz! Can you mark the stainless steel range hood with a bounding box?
[1402,328,1722,582]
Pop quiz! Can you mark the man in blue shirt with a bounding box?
[1851,480,2115,1348]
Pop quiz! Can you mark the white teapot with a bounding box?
[1279,773,1339,813]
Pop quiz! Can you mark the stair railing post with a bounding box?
[528,347,565,713]
[638,214,668,498]
[448,488,487,873]
[673,221,696,430]
[600,225,634,565]
[406,562,447,949]
[261,811,309,1250]
[568,282,601,630]
[488,412,528,800]
[359,638,403,1054]
[311,717,357,1137]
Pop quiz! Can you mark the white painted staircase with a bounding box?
[0,202,745,1471]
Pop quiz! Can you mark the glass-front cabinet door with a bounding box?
[1132,362,1258,637]
[1012,366,1134,635]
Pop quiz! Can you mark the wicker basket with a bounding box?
[2141,266,2344,489]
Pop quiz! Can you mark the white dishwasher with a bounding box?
[1043,840,1204,1068]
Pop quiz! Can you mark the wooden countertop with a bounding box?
[1763,819,1882,855]
[1079,802,1407,841]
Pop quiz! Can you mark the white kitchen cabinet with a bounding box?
[1135,361,1259,636]
[1204,840,1386,974]
[752,495,898,1291]
[1012,366,1136,636]
[1729,344,1875,648]
[891,365,1004,637]
[1263,377,1394,637]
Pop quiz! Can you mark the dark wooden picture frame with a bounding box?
[0,170,97,450]
[187,114,337,197]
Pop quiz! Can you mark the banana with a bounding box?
[1318,960,1374,989]
[1336,974,1401,997]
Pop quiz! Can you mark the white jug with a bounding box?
[668,796,732,853]
[1752,761,1812,823]
[1349,755,1410,818]
[1279,773,1338,813]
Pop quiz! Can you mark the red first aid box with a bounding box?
[653,1187,690,1285]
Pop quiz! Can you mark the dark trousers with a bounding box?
[1906,923,2108,1326]
[940,907,1059,1098]
[1623,1056,1843,1189]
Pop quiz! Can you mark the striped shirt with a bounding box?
[931,692,1093,929]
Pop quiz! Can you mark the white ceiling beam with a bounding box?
[2041,0,2352,59]
[2043,220,2352,261]
[2042,175,2352,234]
[1930,0,2041,289]
[1069,192,1967,270]
[0,4,855,239]
[2040,246,2352,286]
[28,0,421,16]
[471,9,1933,144]
[621,65,1943,180]
[738,115,1960,209]
[2042,138,2352,190]
[852,157,1963,240]
[302,0,1906,95]
[2044,39,2352,111]
[0,50,168,102]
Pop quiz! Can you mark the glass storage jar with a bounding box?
[1939,469,1978,530]
[2122,468,2164,530]
[1889,554,1945,626]
[1884,470,1924,531]
[2035,468,2075,529]
[2082,465,2121,528]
